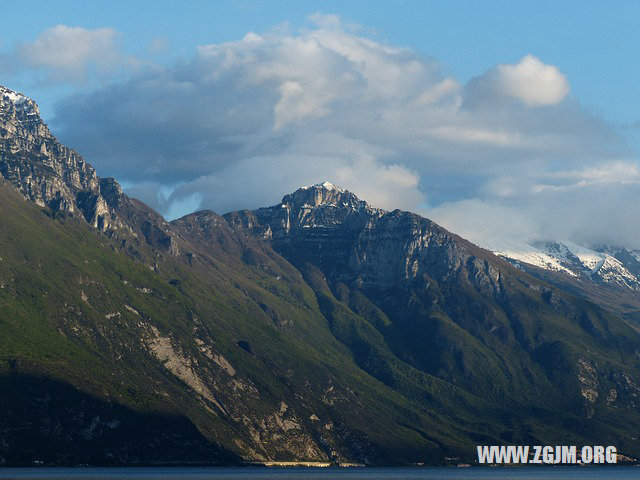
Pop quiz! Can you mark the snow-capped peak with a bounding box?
[301,181,344,192]
[0,86,30,105]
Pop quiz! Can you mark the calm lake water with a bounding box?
[0,467,638,480]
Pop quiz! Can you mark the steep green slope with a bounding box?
[0,179,236,465]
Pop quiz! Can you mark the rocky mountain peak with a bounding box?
[0,86,50,140]
[276,181,384,227]
[283,181,360,209]
[0,85,37,112]
[234,182,384,241]
[221,181,482,289]
[0,84,121,232]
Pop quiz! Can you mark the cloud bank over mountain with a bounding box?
[45,15,639,248]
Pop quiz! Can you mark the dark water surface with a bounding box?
[0,467,638,480]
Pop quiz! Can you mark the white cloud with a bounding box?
[308,13,343,29]
[50,17,638,250]
[14,25,129,83]
[546,161,640,185]
[496,55,569,106]
[466,55,569,107]
[427,200,540,247]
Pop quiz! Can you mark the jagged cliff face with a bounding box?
[226,183,384,277]
[0,86,119,230]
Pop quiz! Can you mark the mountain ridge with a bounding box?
[3,84,640,465]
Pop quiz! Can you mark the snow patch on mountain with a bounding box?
[0,86,30,105]
[301,181,344,192]
[595,256,640,289]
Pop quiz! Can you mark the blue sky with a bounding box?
[4,0,640,124]
[2,1,640,248]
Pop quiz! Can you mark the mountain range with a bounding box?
[2,84,640,466]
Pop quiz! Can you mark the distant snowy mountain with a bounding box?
[490,239,640,291]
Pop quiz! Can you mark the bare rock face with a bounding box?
[0,86,119,231]
[226,182,383,278]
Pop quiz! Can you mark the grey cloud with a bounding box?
[121,181,171,213]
